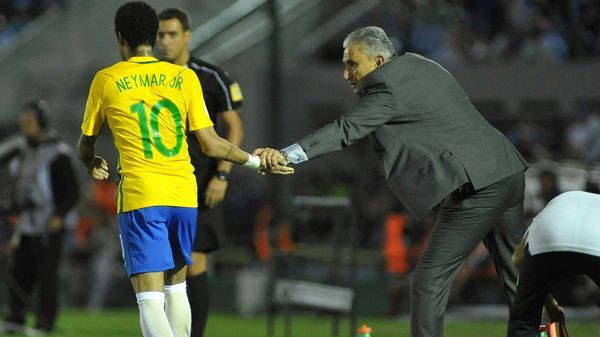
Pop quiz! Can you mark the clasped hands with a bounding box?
[253,148,294,175]
[85,150,293,180]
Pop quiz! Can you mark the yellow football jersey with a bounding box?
[81,56,213,213]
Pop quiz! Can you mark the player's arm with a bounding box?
[216,109,244,174]
[76,134,109,180]
[79,72,109,181]
[187,70,289,174]
[512,233,527,270]
[256,81,397,169]
[193,126,292,174]
[204,109,244,208]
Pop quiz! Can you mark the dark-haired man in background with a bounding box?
[4,100,79,334]
[157,8,244,337]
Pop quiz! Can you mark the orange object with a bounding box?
[92,180,117,214]
[547,322,557,337]
[357,324,372,336]
[383,213,408,274]
[254,206,273,261]
[277,222,295,252]
[74,216,98,246]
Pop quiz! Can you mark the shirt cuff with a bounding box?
[281,143,308,164]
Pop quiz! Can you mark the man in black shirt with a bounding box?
[158,8,244,337]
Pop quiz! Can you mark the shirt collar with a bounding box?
[127,56,160,64]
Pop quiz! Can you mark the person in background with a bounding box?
[157,8,244,336]
[509,191,600,337]
[4,99,80,334]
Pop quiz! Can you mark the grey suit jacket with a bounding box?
[298,53,527,218]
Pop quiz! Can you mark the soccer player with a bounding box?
[157,8,244,337]
[508,191,600,337]
[76,2,291,337]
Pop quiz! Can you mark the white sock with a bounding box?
[136,292,174,337]
[164,282,191,337]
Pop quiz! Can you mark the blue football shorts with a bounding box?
[118,206,197,277]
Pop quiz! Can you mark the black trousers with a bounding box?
[507,249,600,337]
[6,231,64,332]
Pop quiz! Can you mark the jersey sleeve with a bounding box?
[81,72,108,136]
[212,68,243,113]
[187,70,214,131]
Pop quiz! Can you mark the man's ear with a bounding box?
[116,32,124,46]
[375,55,385,67]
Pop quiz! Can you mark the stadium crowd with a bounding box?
[0,0,62,49]
[321,0,600,65]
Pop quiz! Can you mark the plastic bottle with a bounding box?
[538,324,548,337]
[357,324,373,337]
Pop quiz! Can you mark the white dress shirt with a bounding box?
[281,143,308,164]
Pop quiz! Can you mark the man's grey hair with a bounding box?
[343,26,395,62]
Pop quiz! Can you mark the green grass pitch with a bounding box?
[5,309,599,337]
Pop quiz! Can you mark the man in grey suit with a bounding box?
[255,26,528,337]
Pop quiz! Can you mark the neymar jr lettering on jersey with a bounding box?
[81,56,212,213]
[115,73,184,92]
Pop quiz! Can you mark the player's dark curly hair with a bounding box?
[158,8,191,31]
[114,1,159,49]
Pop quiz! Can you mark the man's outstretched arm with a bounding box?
[194,126,293,175]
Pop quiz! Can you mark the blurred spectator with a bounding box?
[571,0,600,58]
[3,100,79,333]
[565,110,590,160]
[506,119,552,161]
[537,169,562,205]
[68,179,121,310]
[320,0,600,65]
[524,168,562,221]
[0,0,61,51]
[565,109,600,161]
[405,0,467,66]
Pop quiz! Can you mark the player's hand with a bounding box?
[253,148,294,175]
[204,177,227,208]
[253,147,283,169]
[557,307,569,337]
[253,148,288,169]
[86,156,109,180]
[259,165,294,175]
[544,297,569,337]
[267,164,294,175]
[257,164,295,175]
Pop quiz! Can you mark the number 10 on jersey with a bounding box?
[130,99,184,159]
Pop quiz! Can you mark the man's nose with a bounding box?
[343,69,350,81]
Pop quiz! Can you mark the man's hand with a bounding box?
[49,216,63,232]
[253,148,294,175]
[204,177,227,208]
[544,296,569,337]
[86,156,109,180]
